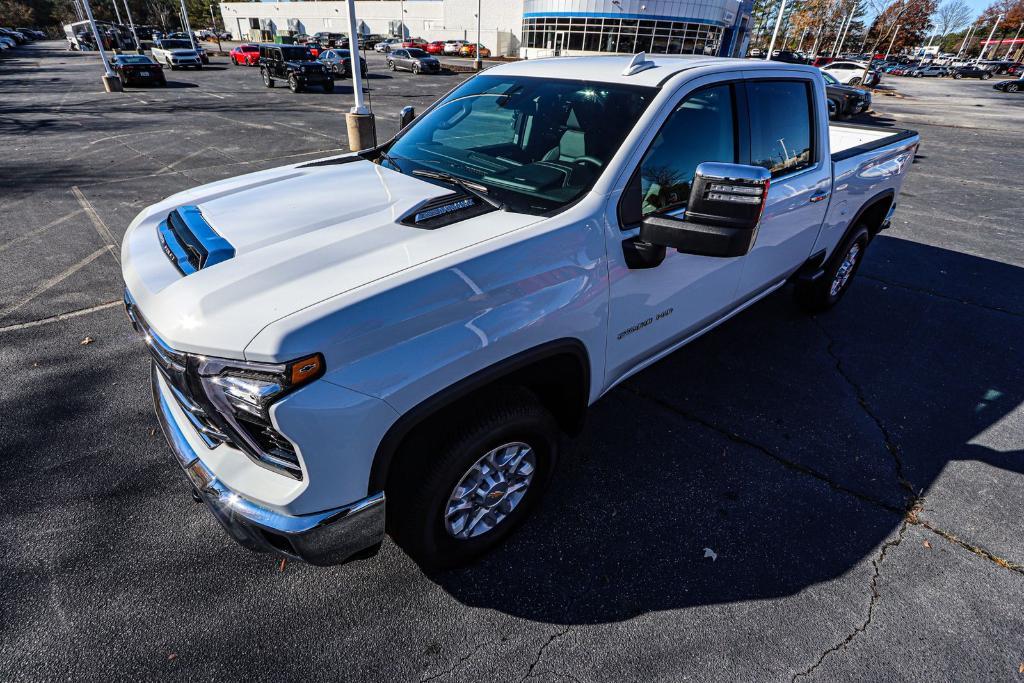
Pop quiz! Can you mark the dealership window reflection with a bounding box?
[521,17,723,55]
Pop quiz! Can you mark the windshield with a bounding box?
[384,75,656,215]
[821,71,839,85]
[280,46,315,60]
[161,40,192,49]
[118,55,154,64]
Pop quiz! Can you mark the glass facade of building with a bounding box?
[520,15,724,55]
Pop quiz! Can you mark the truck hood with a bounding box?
[121,157,542,359]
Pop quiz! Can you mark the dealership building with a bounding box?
[218,0,752,59]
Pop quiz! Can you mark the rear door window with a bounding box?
[746,80,815,178]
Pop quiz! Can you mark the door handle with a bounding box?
[809,191,830,203]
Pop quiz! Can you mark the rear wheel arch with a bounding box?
[368,339,591,495]
[850,189,896,239]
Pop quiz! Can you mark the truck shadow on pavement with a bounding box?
[431,235,1024,624]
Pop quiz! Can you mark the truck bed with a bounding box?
[829,123,917,161]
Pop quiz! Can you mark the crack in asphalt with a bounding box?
[0,299,121,334]
[628,387,906,515]
[917,520,1024,575]
[812,317,917,500]
[419,637,497,682]
[792,521,908,681]
[520,627,572,681]
[861,274,1023,319]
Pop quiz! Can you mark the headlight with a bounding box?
[196,353,323,477]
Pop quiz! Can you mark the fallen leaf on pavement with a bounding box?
[923,540,931,549]
[167,653,177,661]
[279,558,287,572]
[1018,662,1023,674]
[80,336,94,345]
[703,548,717,562]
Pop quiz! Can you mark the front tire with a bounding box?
[388,60,396,71]
[322,79,334,92]
[262,68,274,87]
[795,224,871,313]
[388,388,559,569]
[954,73,962,79]
[288,74,303,92]
[1008,83,1020,92]
[982,73,991,80]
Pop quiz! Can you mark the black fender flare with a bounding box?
[367,338,591,494]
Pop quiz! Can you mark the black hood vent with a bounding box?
[400,193,496,230]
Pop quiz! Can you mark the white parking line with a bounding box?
[0,248,109,321]
[0,300,121,334]
[0,208,86,255]
[71,186,120,262]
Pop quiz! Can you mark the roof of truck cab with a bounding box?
[484,54,819,87]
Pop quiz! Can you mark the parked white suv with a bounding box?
[123,54,918,568]
[821,60,871,85]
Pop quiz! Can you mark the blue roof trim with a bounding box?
[522,12,726,27]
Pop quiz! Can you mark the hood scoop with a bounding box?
[400,192,496,230]
[157,205,235,275]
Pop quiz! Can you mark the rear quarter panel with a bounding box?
[814,133,919,259]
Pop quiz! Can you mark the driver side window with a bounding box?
[636,84,738,217]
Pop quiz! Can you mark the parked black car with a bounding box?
[318,48,368,78]
[821,71,871,119]
[386,48,440,74]
[769,50,808,64]
[313,32,347,47]
[951,65,993,80]
[259,44,334,92]
[110,54,166,86]
[993,77,1023,93]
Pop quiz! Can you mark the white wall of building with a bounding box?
[219,0,523,55]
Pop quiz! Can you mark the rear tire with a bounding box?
[953,73,962,79]
[388,388,560,569]
[795,224,871,314]
[982,73,991,80]
[1008,83,1020,92]
[849,76,862,86]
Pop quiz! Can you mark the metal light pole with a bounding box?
[765,0,787,59]
[1003,23,1022,60]
[209,3,222,53]
[835,4,856,57]
[978,14,1002,61]
[82,0,122,91]
[797,26,808,52]
[474,0,482,70]
[344,0,374,150]
[111,0,123,26]
[122,0,141,52]
[180,0,198,51]
[73,0,85,22]
[883,23,900,60]
[957,22,976,58]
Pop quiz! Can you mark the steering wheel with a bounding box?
[574,156,603,168]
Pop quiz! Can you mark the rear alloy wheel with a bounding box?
[794,224,871,313]
[1008,83,1020,92]
[849,76,862,85]
[954,73,962,79]
[982,73,991,80]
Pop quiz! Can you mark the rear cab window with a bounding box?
[746,80,815,178]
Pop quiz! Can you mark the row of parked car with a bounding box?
[0,26,47,51]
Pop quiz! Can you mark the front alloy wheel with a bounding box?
[1008,83,1019,92]
[444,442,536,539]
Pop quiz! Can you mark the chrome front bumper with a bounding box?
[151,364,386,565]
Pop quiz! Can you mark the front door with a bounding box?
[554,31,569,55]
[604,77,748,387]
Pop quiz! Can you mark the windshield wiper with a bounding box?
[411,169,505,211]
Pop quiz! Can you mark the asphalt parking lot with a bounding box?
[1,42,1022,681]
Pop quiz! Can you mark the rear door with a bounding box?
[734,73,831,297]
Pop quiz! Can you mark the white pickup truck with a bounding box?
[122,54,918,567]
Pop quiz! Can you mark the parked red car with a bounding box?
[425,40,445,54]
[230,44,260,66]
[402,37,427,49]
[305,40,323,58]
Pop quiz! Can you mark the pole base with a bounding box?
[345,112,377,152]
[102,75,123,92]
[473,58,483,71]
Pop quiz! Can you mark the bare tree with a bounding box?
[933,0,973,38]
